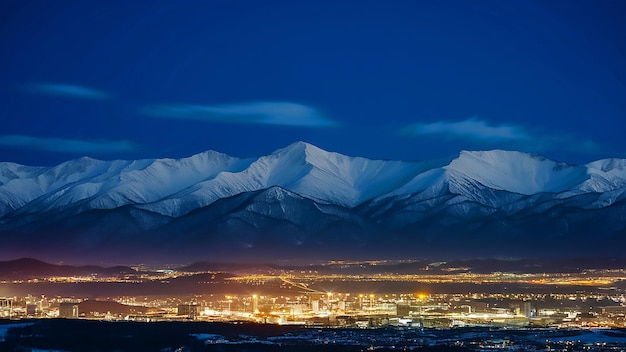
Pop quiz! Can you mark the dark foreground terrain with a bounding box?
[2,319,626,352]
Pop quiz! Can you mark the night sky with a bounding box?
[2,0,625,166]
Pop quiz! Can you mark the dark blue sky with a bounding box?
[1,0,625,165]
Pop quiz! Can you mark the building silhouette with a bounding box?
[59,302,79,318]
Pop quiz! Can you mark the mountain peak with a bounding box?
[275,141,329,158]
[286,140,315,149]
[587,158,626,172]
[269,141,344,173]
[456,149,547,162]
[447,149,588,194]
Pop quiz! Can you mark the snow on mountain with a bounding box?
[0,162,46,185]
[87,150,249,210]
[1,151,250,218]
[445,150,590,195]
[167,186,372,242]
[138,142,429,216]
[582,158,626,193]
[254,142,428,206]
[0,157,127,216]
[2,143,626,260]
[368,150,617,210]
[1,143,626,223]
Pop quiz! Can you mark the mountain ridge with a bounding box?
[1,142,625,262]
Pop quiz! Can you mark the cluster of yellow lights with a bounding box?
[227,273,623,287]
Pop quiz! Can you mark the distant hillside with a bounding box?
[177,257,626,275]
[0,258,134,279]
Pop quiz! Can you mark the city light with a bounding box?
[1,262,625,329]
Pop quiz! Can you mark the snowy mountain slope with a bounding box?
[0,162,47,185]
[158,186,378,250]
[0,152,250,218]
[366,150,611,211]
[582,158,626,193]
[3,143,626,218]
[2,143,626,220]
[0,157,133,217]
[151,142,430,214]
[445,150,590,195]
[1,142,626,261]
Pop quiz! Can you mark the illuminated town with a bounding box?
[1,261,625,325]
[0,263,624,322]
[2,259,626,350]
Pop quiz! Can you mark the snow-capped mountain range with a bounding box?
[1,142,625,262]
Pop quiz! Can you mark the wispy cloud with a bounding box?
[0,135,136,153]
[401,117,603,155]
[141,101,338,127]
[24,83,110,100]
[403,118,530,141]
